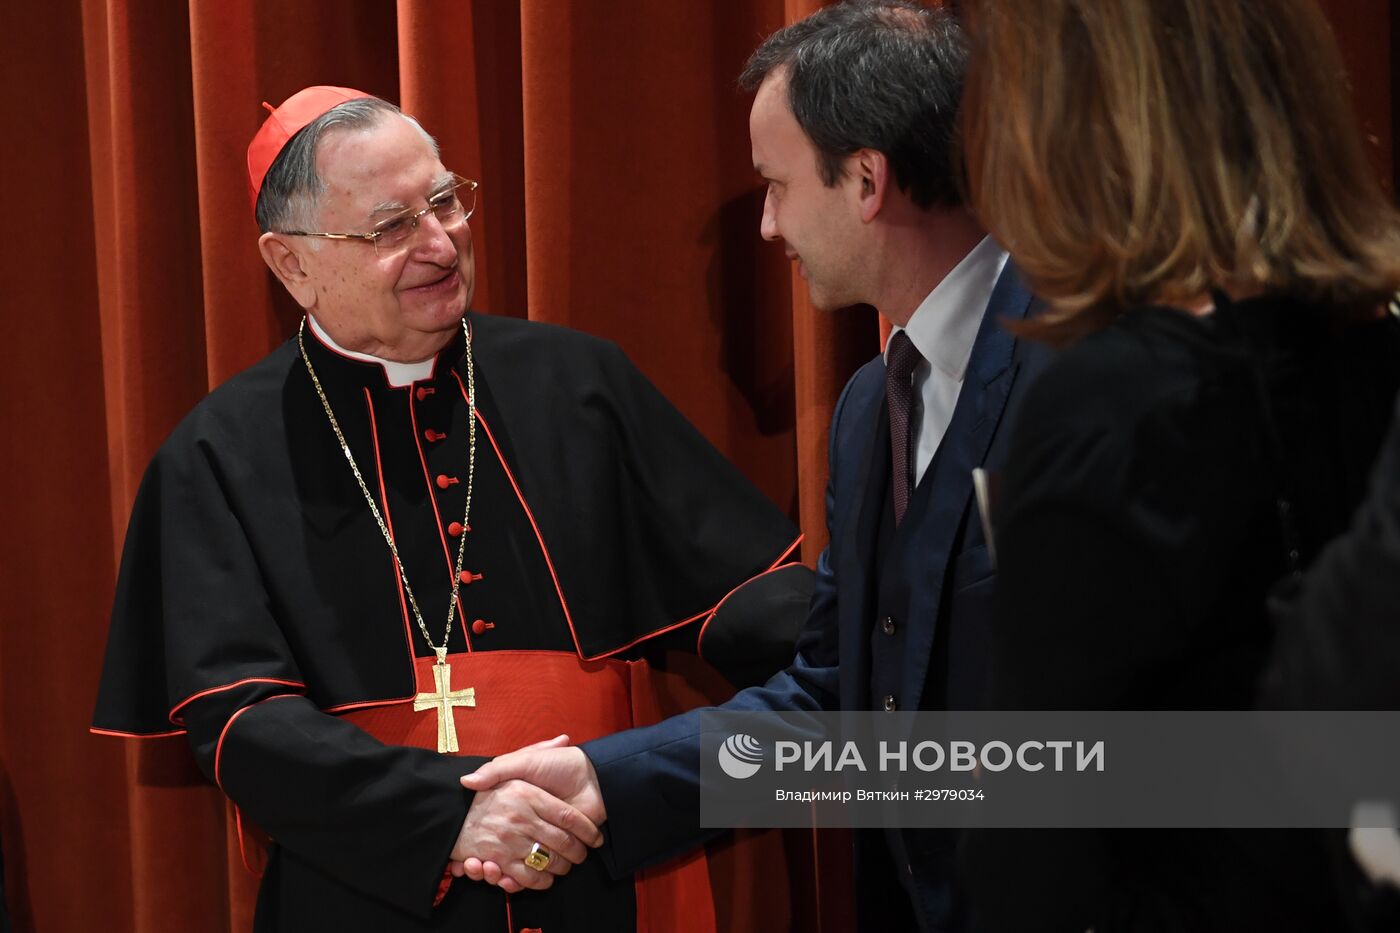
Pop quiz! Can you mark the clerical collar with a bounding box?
[885,235,1008,382]
[306,315,437,388]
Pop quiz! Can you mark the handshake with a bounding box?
[449,735,607,893]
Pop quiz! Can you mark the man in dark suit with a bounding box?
[459,3,1049,928]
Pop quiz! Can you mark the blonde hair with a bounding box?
[963,0,1400,342]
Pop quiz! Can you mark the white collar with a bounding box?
[306,315,437,388]
[884,235,1009,381]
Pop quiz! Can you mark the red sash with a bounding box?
[337,650,717,933]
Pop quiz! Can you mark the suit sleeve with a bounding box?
[95,439,484,919]
[580,373,861,877]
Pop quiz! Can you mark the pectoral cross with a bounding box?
[414,649,476,753]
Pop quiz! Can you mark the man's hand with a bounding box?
[449,777,602,893]
[462,742,606,820]
[448,735,603,893]
[455,740,606,888]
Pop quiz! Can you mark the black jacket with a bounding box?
[965,297,1400,932]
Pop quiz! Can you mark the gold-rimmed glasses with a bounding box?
[282,175,478,254]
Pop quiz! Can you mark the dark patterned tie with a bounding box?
[885,329,923,526]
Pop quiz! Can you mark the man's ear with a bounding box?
[850,148,890,224]
[258,233,317,310]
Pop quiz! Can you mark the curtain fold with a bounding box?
[0,0,1387,930]
[398,0,529,320]
[82,3,225,925]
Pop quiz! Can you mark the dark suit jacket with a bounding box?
[584,262,1048,931]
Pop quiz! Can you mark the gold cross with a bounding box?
[413,653,476,753]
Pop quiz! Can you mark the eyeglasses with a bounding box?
[282,175,478,254]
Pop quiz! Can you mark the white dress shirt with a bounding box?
[307,314,437,387]
[884,235,1009,485]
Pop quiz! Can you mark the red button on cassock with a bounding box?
[424,429,446,442]
[459,570,483,585]
[436,474,459,489]
[448,522,465,536]
[415,387,435,401]
[471,619,495,635]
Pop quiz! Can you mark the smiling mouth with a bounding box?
[407,266,459,293]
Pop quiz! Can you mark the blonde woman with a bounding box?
[960,0,1400,929]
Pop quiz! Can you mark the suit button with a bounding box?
[881,616,896,635]
[883,695,897,712]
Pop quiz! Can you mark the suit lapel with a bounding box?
[831,370,888,708]
[898,263,1034,709]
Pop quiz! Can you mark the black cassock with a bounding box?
[93,312,804,932]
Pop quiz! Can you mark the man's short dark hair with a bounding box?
[740,0,966,210]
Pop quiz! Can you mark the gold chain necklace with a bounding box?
[296,317,479,751]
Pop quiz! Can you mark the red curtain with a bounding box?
[0,0,1389,930]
